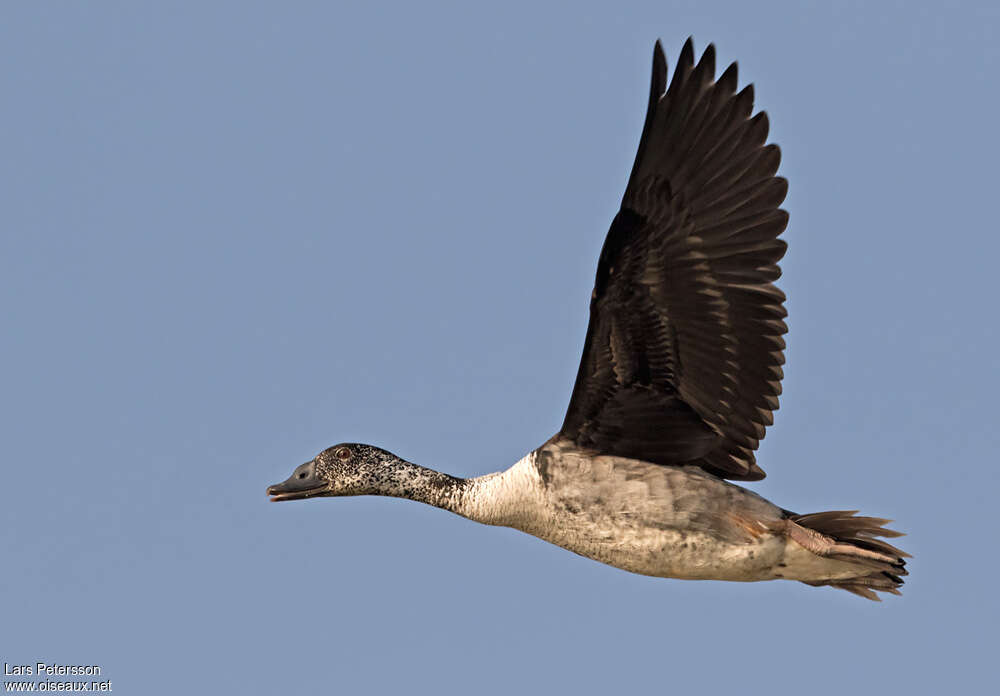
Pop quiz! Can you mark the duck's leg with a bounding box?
[771,511,909,601]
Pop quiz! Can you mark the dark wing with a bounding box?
[559,39,788,481]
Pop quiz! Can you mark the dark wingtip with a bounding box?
[651,39,667,96]
[718,61,739,92]
[699,42,716,77]
[681,36,695,66]
[665,37,696,98]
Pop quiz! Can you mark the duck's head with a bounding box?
[266,443,402,501]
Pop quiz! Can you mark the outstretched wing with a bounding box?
[559,39,788,481]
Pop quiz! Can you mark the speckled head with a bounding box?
[267,443,402,502]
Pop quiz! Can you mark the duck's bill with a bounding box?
[267,470,330,502]
[267,482,329,502]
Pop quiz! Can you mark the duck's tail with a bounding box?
[785,510,910,601]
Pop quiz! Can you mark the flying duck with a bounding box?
[268,39,908,600]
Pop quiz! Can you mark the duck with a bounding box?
[267,38,908,600]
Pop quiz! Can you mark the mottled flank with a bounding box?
[267,38,908,601]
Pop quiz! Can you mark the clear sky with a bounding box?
[2,1,997,693]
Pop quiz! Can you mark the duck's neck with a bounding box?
[376,458,470,514]
[378,454,538,526]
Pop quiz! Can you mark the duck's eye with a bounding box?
[298,471,308,479]
[335,447,352,461]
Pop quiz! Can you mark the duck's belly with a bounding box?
[530,519,787,581]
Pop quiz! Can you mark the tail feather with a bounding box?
[790,510,909,601]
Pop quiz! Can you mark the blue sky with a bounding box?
[2,1,997,693]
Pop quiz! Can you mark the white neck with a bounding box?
[449,452,543,527]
